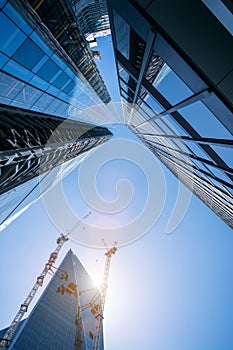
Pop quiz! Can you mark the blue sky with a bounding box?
[0,35,233,350]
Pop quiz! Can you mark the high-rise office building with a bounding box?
[108,0,233,228]
[0,103,112,231]
[0,249,104,349]
[0,0,111,112]
[0,0,113,230]
[69,0,110,38]
[0,103,112,196]
[26,0,110,103]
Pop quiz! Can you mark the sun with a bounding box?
[92,270,103,290]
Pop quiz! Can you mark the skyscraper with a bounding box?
[0,0,112,230]
[25,0,110,103]
[0,249,104,349]
[69,0,110,38]
[0,103,112,196]
[0,102,112,231]
[108,0,233,228]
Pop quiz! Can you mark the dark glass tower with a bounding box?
[108,0,233,228]
[0,250,104,349]
[0,103,112,196]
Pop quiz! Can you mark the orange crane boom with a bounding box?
[0,212,91,349]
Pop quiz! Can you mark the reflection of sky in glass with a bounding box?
[211,145,233,168]
[0,4,233,350]
[179,101,233,138]
[155,68,193,105]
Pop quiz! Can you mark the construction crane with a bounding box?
[92,242,117,350]
[0,212,91,350]
[74,287,100,349]
[73,241,117,350]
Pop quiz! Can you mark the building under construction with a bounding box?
[0,250,104,349]
[0,225,117,350]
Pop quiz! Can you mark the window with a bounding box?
[0,52,8,69]
[14,85,42,106]
[0,12,26,55]
[113,9,130,59]
[144,94,163,113]
[155,68,193,105]
[13,38,44,70]
[33,93,54,110]
[4,3,33,35]
[118,63,130,83]
[37,59,60,82]
[53,72,70,89]
[3,59,34,82]
[178,101,233,138]
[63,80,75,95]
[30,31,53,56]
[29,75,50,90]
[0,72,24,100]
[211,145,233,168]
[162,115,190,137]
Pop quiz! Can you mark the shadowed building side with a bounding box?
[0,103,112,196]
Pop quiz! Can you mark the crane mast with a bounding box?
[0,234,68,349]
[92,245,117,350]
[0,212,91,350]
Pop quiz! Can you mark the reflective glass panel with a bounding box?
[179,101,233,138]
[29,74,50,90]
[211,145,233,168]
[144,94,163,113]
[162,114,190,137]
[3,60,34,82]
[30,31,53,56]
[113,9,130,59]
[33,93,55,109]
[13,38,44,70]
[53,72,70,89]
[155,68,193,105]
[37,59,60,82]
[118,63,130,82]
[14,85,42,105]
[0,52,8,68]
[4,3,33,35]
[0,72,24,100]
[63,80,75,94]
[0,12,26,55]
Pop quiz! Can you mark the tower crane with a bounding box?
[73,241,117,350]
[0,212,91,350]
[92,242,117,350]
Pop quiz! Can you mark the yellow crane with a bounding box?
[92,243,117,350]
[0,212,91,350]
[73,241,117,350]
[0,215,116,350]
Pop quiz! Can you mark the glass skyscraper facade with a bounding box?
[0,103,112,196]
[69,0,110,37]
[0,0,113,230]
[0,250,104,349]
[0,0,110,114]
[108,0,233,228]
[0,103,112,231]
